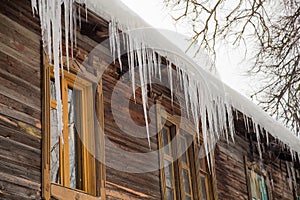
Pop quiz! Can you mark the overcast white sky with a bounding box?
[120,0,254,97]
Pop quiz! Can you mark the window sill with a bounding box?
[51,184,100,200]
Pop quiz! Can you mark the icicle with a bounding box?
[109,20,116,64]
[30,0,87,144]
[286,161,293,190]
[136,47,151,149]
[254,122,262,159]
[31,0,37,15]
[182,72,190,119]
[115,24,122,71]
[64,0,70,70]
[167,61,173,105]
[129,37,136,101]
[266,131,269,146]
[78,6,81,30]
[158,55,162,81]
[73,4,77,48]
[291,163,297,191]
[105,19,281,170]
[152,51,158,78]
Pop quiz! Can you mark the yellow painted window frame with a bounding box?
[51,70,95,192]
[42,55,106,200]
[156,101,217,200]
[193,139,214,200]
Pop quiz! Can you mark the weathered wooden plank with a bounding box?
[0,76,40,114]
[0,13,40,44]
[106,184,149,200]
[0,33,40,65]
[0,102,40,127]
[0,179,41,200]
[0,114,41,148]
[0,43,39,73]
[0,136,41,169]
[0,171,40,191]
[0,94,40,121]
[0,50,40,87]
[0,155,40,183]
[0,191,39,200]
[0,15,40,54]
[0,0,41,35]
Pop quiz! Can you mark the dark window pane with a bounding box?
[164,160,173,187]
[50,108,60,184]
[50,80,57,100]
[198,157,204,170]
[185,196,192,200]
[162,128,170,155]
[197,145,206,170]
[180,138,187,164]
[200,177,207,200]
[183,169,191,194]
[166,188,174,200]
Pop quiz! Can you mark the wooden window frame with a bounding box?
[193,138,214,200]
[245,157,271,200]
[161,123,178,199]
[42,55,106,200]
[157,101,217,200]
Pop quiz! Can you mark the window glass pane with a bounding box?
[166,188,174,200]
[258,174,268,200]
[164,160,173,187]
[200,176,207,200]
[162,128,170,155]
[198,157,204,170]
[68,87,83,190]
[50,108,60,184]
[180,137,187,164]
[248,170,269,200]
[183,169,191,194]
[185,196,191,200]
[50,80,57,100]
[197,144,206,170]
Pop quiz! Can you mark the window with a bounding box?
[178,133,193,200]
[50,74,96,193]
[248,169,269,200]
[194,139,211,200]
[161,124,177,199]
[245,159,270,200]
[43,58,105,200]
[157,104,214,200]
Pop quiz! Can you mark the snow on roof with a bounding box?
[85,0,300,154]
[30,0,300,157]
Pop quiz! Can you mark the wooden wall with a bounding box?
[103,72,162,199]
[0,0,42,199]
[0,1,299,200]
[215,129,296,200]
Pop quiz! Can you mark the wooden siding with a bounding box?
[0,1,299,200]
[103,71,163,200]
[215,130,296,200]
[0,0,42,199]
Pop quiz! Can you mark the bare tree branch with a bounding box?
[165,0,300,135]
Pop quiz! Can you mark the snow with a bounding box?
[31,0,300,160]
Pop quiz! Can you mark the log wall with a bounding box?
[215,130,296,200]
[0,1,299,200]
[0,0,42,199]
